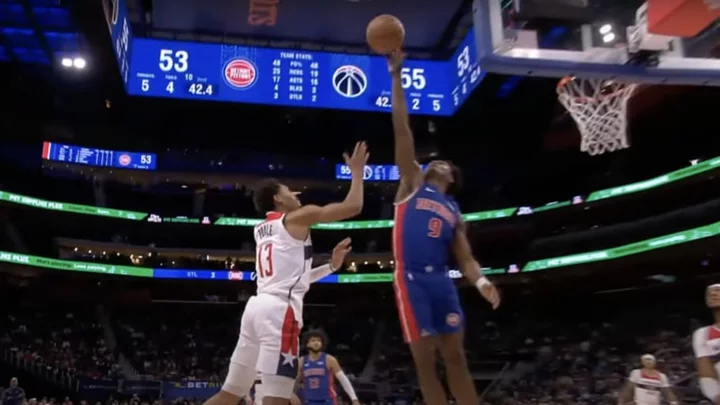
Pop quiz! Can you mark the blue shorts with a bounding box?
[393,269,464,342]
[304,400,337,405]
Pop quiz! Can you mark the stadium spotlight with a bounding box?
[60,56,87,69]
[599,24,612,35]
[73,57,86,69]
[602,32,616,43]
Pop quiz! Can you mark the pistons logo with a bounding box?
[446,313,461,327]
[223,58,258,89]
[118,154,131,166]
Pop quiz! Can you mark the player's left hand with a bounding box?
[331,237,352,270]
[480,282,501,310]
[352,400,361,405]
[290,394,301,405]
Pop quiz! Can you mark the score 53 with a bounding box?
[158,49,189,73]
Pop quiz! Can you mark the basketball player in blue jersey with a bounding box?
[296,330,359,405]
[386,50,501,405]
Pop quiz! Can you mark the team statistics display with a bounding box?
[126,28,482,116]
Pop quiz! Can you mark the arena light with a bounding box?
[60,56,87,70]
[599,24,613,35]
[73,57,86,69]
[602,32,616,43]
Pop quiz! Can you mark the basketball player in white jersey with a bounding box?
[617,354,679,405]
[202,142,369,405]
[693,284,720,404]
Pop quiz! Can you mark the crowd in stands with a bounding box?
[111,302,375,381]
[1,305,121,382]
[1,283,711,405]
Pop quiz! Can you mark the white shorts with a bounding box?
[231,293,301,379]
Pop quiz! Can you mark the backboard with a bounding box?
[472,0,720,85]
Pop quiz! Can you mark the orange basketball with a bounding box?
[366,15,405,54]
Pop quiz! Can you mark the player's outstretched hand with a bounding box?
[480,282,501,310]
[386,50,405,74]
[343,141,369,175]
[331,237,352,270]
[352,400,361,405]
[290,393,301,405]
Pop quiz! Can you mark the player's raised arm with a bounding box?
[287,142,368,227]
[387,52,422,186]
[694,328,720,404]
[452,219,500,310]
[327,354,359,405]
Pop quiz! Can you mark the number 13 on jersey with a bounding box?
[257,243,274,278]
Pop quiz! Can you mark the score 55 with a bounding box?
[159,49,188,73]
[400,68,426,90]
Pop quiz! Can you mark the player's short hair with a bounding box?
[253,178,282,214]
[302,329,328,350]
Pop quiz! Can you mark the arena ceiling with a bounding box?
[136,0,472,50]
[0,0,83,65]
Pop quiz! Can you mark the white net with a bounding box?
[556,77,637,156]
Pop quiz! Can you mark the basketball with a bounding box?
[366,15,405,54]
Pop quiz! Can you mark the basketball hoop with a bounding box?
[556,76,637,156]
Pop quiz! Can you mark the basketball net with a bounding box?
[556,76,637,156]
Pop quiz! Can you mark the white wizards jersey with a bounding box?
[628,369,669,405]
[693,325,720,375]
[253,211,312,318]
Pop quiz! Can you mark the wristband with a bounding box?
[329,262,338,272]
[475,277,491,290]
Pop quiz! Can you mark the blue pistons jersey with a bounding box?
[392,183,464,343]
[302,352,337,405]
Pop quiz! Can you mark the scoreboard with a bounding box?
[104,0,134,86]
[117,24,483,116]
[335,164,428,181]
[128,40,451,115]
[42,141,156,170]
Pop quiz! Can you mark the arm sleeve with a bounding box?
[334,371,358,401]
[308,264,336,283]
[694,328,713,358]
